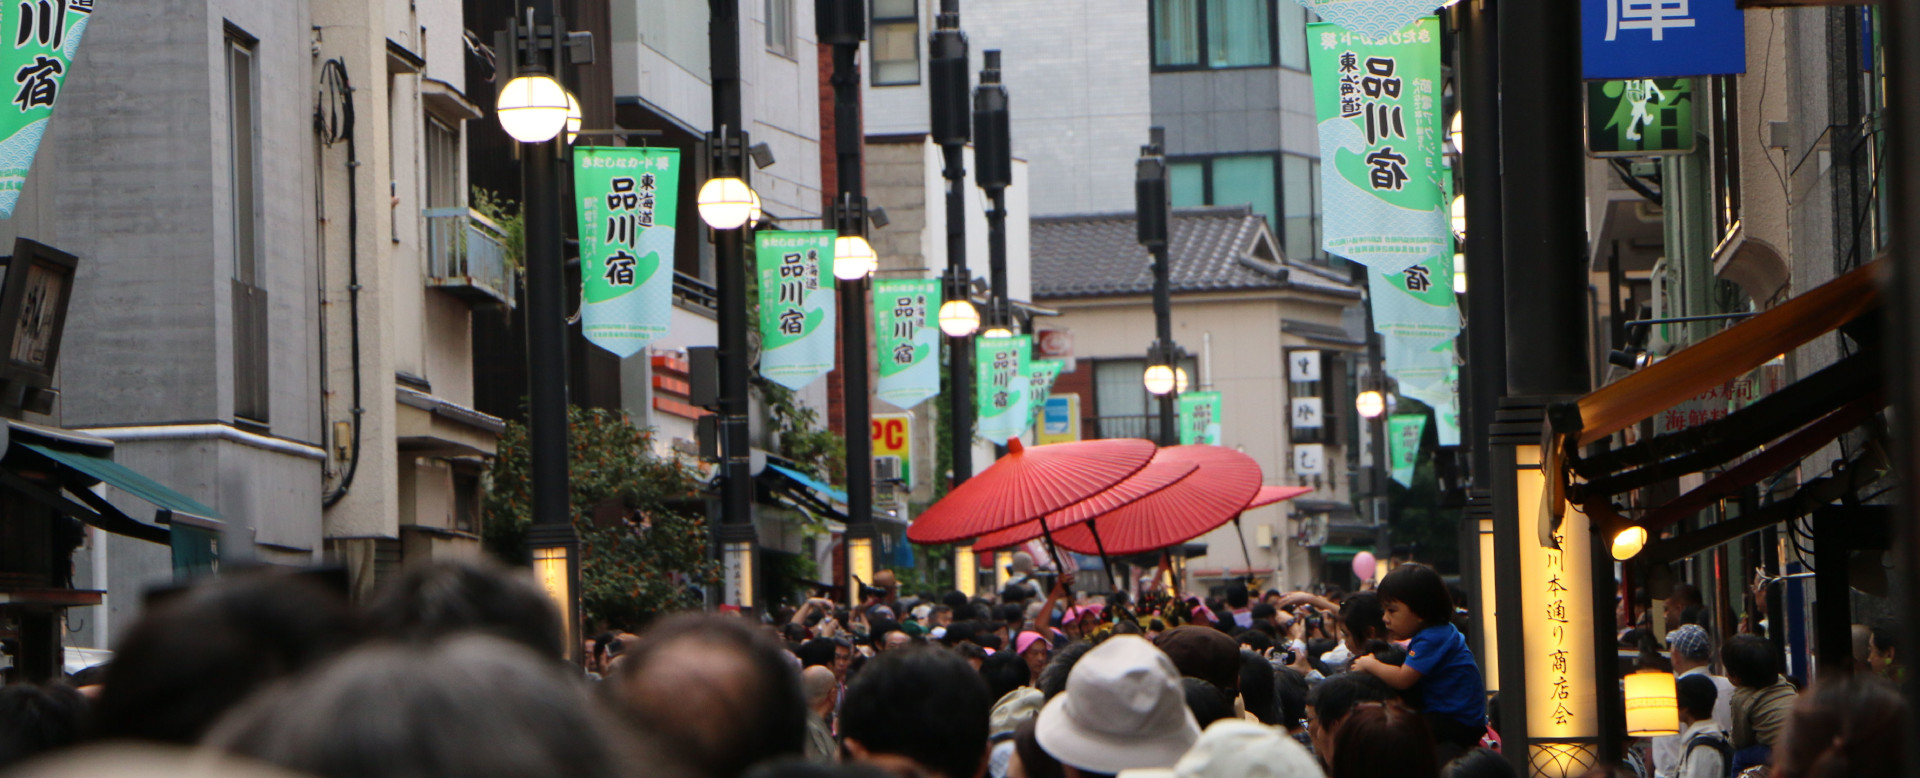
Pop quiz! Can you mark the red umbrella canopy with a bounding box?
[1245,485,1313,510]
[969,452,1201,552]
[905,437,1157,544]
[1051,445,1263,556]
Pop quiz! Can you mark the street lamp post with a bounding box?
[497,3,580,661]
[929,0,976,493]
[1136,128,1176,446]
[709,0,758,608]
[976,51,1012,340]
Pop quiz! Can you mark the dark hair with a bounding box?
[1251,602,1277,622]
[1341,592,1388,644]
[1037,640,1096,700]
[1181,677,1236,729]
[1331,702,1437,778]
[1870,625,1898,656]
[1723,634,1779,688]
[618,614,808,778]
[1225,584,1250,609]
[1376,563,1454,629]
[942,591,972,613]
[1238,630,1274,653]
[841,646,992,778]
[1771,675,1905,778]
[1012,717,1065,778]
[954,642,989,665]
[980,649,1032,701]
[0,683,86,769]
[1275,666,1310,728]
[974,632,1004,651]
[1442,748,1518,778]
[91,572,361,744]
[1239,650,1280,725]
[1368,640,1409,667]
[995,603,1027,624]
[797,638,844,668]
[743,761,897,778]
[1675,674,1718,720]
[365,558,567,659]
[1308,671,1400,731]
[940,620,980,647]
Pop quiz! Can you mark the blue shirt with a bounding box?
[1405,623,1486,729]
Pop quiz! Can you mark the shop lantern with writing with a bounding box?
[576,147,681,357]
[874,278,942,409]
[1514,444,1599,777]
[0,0,94,218]
[1309,17,1447,274]
[756,231,838,390]
[975,335,1032,445]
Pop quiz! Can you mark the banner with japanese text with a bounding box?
[975,335,1031,445]
[1309,18,1447,273]
[1177,391,1223,446]
[575,147,678,357]
[756,231,837,390]
[1387,413,1425,487]
[0,0,94,218]
[1289,0,1438,41]
[873,278,941,409]
[1022,358,1064,437]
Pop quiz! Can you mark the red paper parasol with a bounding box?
[1245,485,1313,510]
[1050,445,1263,556]
[969,452,1201,552]
[905,437,1157,544]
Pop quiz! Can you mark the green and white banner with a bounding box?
[0,0,94,218]
[1022,358,1064,437]
[1309,18,1447,273]
[1177,391,1224,446]
[1290,0,1440,41]
[575,147,679,357]
[1395,357,1460,447]
[874,278,941,409]
[976,335,1031,445]
[756,231,837,390]
[1387,413,1426,487]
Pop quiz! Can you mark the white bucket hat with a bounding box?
[1035,636,1200,774]
[1117,719,1325,778]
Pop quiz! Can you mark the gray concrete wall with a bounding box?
[1151,67,1319,159]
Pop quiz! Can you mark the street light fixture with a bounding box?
[1356,389,1387,419]
[1453,255,1467,293]
[1448,110,1464,155]
[1175,366,1190,395]
[564,91,582,144]
[981,326,1013,339]
[1144,363,1177,396]
[1450,194,1468,240]
[496,73,571,143]
[939,299,980,337]
[832,234,878,280]
[697,177,758,230]
[1611,525,1649,561]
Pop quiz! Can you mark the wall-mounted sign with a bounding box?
[1294,443,1326,477]
[874,278,941,408]
[1289,349,1323,383]
[1587,78,1695,157]
[872,413,912,487]
[1582,0,1746,79]
[755,231,837,389]
[576,147,679,357]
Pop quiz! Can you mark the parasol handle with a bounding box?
[1086,521,1122,603]
[1233,515,1255,583]
[1036,515,1068,582]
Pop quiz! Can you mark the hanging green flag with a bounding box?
[1309,17,1447,273]
[1177,391,1224,446]
[1022,359,1064,437]
[575,147,680,357]
[873,278,941,409]
[0,0,94,218]
[756,231,837,389]
[1387,413,1426,487]
[975,335,1031,445]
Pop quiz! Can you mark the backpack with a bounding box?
[1681,729,1736,778]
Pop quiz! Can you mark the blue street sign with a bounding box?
[1581,0,1746,80]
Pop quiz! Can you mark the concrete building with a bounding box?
[1031,206,1363,591]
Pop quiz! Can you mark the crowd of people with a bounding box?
[0,553,1906,778]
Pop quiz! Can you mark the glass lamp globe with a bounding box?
[697,177,757,230]
[938,300,980,337]
[1355,390,1386,419]
[1450,195,1468,240]
[1449,111,1464,154]
[747,187,763,228]
[496,74,571,143]
[832,235,878,280]
[1453,255,1467,293]
[1175,366,1190,394]
[1143,364,1177,396]
[564,92,582,144]
[1611,526,1649,561]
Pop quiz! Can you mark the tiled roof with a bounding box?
[1030,206,1360,300]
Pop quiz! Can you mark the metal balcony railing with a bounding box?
[1085,414,1168,442]
[425,207,516,308]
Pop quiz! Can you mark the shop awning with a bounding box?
[1317,544,1371,561]
[23,444,219,522]
[7,440,223,546]
[766,464,847,503]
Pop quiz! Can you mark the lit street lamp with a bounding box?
[938,299,980,337]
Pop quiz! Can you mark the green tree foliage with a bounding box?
[483,406,718,629]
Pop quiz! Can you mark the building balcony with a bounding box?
[1084,414,1169,442]
[424,207,516,308]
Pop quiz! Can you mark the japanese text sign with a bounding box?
[1310,18,1448,273]
[1515,445,1599,770]
[0,0,93,218]
[755,231,837,389]
[1387,413,1425,486]
[1587,79,1695,156]
[1287,0,1439,41]
[1294,443,1326,477]
[575,147,679,357]
[975,335,1031,445]
[873,278,941,409]
[1023,359,1064,438]
[872,413,912,487]
[1289,350,1322,383]
[1177,391,1223,446]
[1582,0,1746,79]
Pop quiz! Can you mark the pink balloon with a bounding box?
[1351,551,1377,581]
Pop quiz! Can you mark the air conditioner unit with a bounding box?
[874,456,903,483]
[1255,524,1273,550]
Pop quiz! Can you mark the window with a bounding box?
[870,0,919,86]
[1152,0,1276,70]
[227,29,268,424]
[425,117,460,209]
[766,0,793,58]
[1281,155,1313,261]
[1089,356,1200,441]
[1169,153,1324,262]
[1276,1,1308,71]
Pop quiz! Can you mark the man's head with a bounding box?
[1305,672,1399,763]
[1721,634,1778,689]
[1033,636,1200,774]
[1010,552,1035,576]
[930,605,954,627]
[1666,624,1713,674]
[882,630,912,653]
[1225,584,1250,610]
[801,666,837,718]
[617,615,807,778]
[363,558,565,660]
[1664,583,1703,628]
[1153,626,1242,695]
[872,571,900,601]
[840,646,993,778]
[1869,625,1899,675]
[1675,673,1717,725]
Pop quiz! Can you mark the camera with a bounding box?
[860,584,888,600]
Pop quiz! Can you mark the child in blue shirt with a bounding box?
[1352,562,1487,761]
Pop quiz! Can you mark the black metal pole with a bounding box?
[1137,128,1175,446]
[932,0,973,485]
[1881,0,1920,759]
[828,16,874,549]
[711,0,756,606]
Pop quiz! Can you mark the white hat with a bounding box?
[989,687,1046,737]
[1136,719,1323,778]
[1035,636,1200,774]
